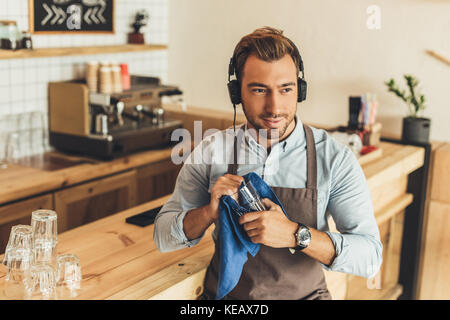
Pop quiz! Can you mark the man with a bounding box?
[154,27,382,300]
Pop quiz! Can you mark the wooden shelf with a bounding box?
[0,44,168,60]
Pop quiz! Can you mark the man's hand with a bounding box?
[239,198,298,248]
[206,173,244,223]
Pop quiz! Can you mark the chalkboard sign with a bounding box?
[29,0,115,34]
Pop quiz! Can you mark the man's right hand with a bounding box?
[183,173,244,241]
[206,173,244,223]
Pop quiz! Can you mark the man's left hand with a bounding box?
[239,198,298,248]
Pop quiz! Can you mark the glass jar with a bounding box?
[0,20,22,50]
[22,31,33,49]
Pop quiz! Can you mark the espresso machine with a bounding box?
[48,76,184,160]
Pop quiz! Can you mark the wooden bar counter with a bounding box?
[0,140,425,300]
[0,195,214,300]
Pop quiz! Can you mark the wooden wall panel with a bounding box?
[430,143,450,203]
[418,201,450,299]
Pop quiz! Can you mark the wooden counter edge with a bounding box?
[0,147,174,205]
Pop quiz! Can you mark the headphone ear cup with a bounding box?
[227,79,241,105]
[297,78,307,103]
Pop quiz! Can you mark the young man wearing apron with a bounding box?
[154,27,382,300]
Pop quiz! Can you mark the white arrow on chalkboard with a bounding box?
[41,3,53,25]
[83,5,106,25]
[51,5,60,25]
[41,4,67,26]
[56,7,67,24]
[90,7,100,24]
[84,8,92,24]
[97,0,106,23]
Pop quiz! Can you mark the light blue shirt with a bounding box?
[154,116,382,278]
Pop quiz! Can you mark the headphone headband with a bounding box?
[227,40,307,105]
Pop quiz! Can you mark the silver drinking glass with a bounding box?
[31,209,58,266]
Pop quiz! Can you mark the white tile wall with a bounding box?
[0,0,168,158]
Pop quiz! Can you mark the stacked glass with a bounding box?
[31,210,58,266]
[1,210,82,299]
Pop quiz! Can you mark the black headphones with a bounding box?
[227,40,307,106]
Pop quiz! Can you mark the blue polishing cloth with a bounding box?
[216,172,287,300]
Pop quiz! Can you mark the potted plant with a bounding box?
[128,10,150,44]
[384,74,430,144]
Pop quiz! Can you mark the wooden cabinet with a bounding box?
[0,194,53,254]
[54,170,137,233]
[0,156,180,246]
[135,159,182,205]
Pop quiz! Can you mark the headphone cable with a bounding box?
[233,104,236,134]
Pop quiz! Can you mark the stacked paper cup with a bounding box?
[85,61,99,92]
[99,64,113,94]
[111,62,123,93]
[86,61,128,94]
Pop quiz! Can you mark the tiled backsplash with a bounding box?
[0,0,168,159]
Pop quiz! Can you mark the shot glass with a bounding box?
[56,254,82,299]
[25,263,57,300]
[31,209,58,266]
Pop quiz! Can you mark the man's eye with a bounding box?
[281,88,293,93]
[252,88,266,94]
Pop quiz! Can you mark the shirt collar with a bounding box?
[243,115,304,152]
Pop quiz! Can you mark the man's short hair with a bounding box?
[232,26,301,82]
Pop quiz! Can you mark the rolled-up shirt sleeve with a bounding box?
[322,147,383,278]
[153,145,211,253]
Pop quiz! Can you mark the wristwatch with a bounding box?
[289,223,311,254]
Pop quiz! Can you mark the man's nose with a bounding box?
[264,91,282,116]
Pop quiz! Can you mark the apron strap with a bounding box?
[303,124,317,190]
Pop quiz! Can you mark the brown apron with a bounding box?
[202,124,332,300]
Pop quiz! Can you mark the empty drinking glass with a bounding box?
[25,263,57,300]
[231,180,266,216]
[56,254,82,298]
[31,210,58,266]
[0,132,19,168]
[2,225,34,299]
[2,225,34,281]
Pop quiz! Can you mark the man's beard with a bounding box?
[241,105,296,141]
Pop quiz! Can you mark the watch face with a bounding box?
[298,227,311,246]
